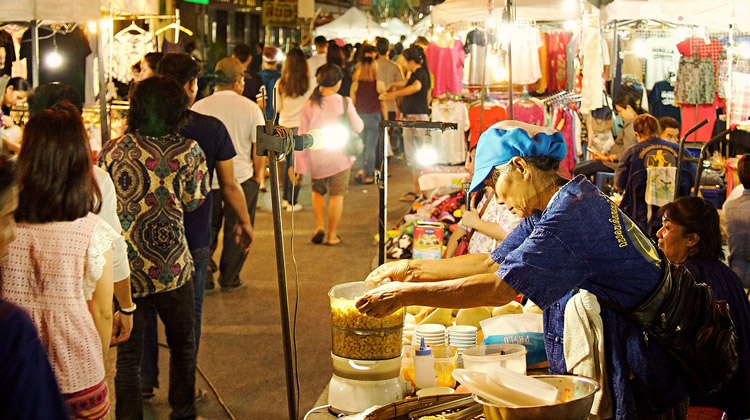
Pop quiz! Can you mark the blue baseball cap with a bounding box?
[468,127,567,193]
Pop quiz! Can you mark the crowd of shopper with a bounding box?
[0,29,749,420]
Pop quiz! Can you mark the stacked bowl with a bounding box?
[414,324,446,347]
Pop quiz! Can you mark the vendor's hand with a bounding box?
[460,209,481,229]
[233,221,254,254]
[111,311,133,345]
[356,281,412,318]
[364,260,412,288]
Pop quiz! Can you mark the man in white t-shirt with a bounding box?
[307,36,328,90]
[191,57,266,291]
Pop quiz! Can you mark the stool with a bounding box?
[594,172,615,191]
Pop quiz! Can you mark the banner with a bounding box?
[262,2,298,27]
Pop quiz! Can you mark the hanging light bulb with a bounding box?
[416,145,438,167]
[45,35,63,69]
[87,21,98,34]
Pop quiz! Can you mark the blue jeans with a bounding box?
[141,247,209,390]
[357,113,382,178]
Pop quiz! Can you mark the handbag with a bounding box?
[454,190,494,256]
[340,95,364,157]
[599,253,739,397]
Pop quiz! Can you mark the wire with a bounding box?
[303,405,331,420]
[157,342,238,420]
[289,131,302,419]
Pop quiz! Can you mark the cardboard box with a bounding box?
[413,221,444,260]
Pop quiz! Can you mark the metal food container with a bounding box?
[474,375,600,420]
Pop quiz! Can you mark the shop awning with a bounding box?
[0,0,157,23]
[602,0,748,31]
[386,18,412,36]
[431,0,581,28]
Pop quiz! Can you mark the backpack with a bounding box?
[600,254,739,397]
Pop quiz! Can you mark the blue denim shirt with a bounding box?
[490,176,688,419]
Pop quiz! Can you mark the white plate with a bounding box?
[486,366,558,405]
[450,369,517,407]
[415,324,446,334]
[447,326,478,334]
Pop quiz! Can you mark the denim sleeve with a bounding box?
[495,228,592,310]
[490,215,535,265]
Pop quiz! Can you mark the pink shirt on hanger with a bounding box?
[425,40,466,97]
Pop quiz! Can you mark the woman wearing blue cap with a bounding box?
[357,121,690,419]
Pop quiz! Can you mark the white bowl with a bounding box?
[416,387,456,397]
[447,325,478,334]
[415,324,446,334]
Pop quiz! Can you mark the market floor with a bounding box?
[104,157,418,420]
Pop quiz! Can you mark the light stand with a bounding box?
[376,121,458,265]
[255,120,317,420]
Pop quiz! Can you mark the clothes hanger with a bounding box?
[119,19,146,35]
[155,9,193,43]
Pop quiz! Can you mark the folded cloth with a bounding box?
[563,289,613,420]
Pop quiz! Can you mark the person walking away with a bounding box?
[232,43,263,104]
[0,153,70,420]
[2,106,117,419]
[297,64,363,246]
[724,154,750,290]
[192,57,265,291]
[351,56,385,184]
[308,36,328,90]
[256,46,282,191]
[137,53,254,400]
[326,44,352,97]
[382,45,432,201]
[275,48,313,212]
[375,37,404,155]
[99,77,210,420]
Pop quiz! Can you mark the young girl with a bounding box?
[1,104,117,419]
[297,64,364,246]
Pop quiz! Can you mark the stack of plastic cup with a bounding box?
[446,325,478,363]
[414,324,446,347]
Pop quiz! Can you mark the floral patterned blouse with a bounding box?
[98,132,209,298]
[462,191,521,255]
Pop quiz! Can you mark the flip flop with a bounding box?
[399,192,418,202]
[195,387,208,401]
[311,230,325,244]
[327,236,342,246]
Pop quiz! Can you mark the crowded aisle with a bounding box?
[2,1,750,419]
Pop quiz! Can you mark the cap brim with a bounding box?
[468,165,493,193]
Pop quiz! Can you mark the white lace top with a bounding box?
[0,213,117,393]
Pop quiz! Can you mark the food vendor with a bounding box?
[357,121,690,419]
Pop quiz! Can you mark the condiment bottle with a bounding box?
[414,337,437,390]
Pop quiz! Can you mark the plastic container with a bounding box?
[414,338,437,389]
[402,345,457,388]
[329,282,405,360]
[461,344,527,374]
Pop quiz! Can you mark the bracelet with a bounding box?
[120,303,137,314]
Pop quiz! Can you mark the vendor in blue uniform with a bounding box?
[357,121,689,419]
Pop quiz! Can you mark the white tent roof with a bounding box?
[386,18,412,36]
[411,16,431,36]
[0,0,157,22]
[602,0,748,31]
[431,0,581,27]
[314,7,387,41]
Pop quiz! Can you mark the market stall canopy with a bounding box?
[314,7,387,41]
[0,0,157,22]
[412,16,432,37]
[1,0,100,22]
[386,18,412,36]
[432,0,582,27]
[602,0,748,31]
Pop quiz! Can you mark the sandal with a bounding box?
[364,177,374,184]
[195,387,208,401]
[399,192,418,202]
[354,171,365,184]
[311,230,325,244]
[326,236,342,246]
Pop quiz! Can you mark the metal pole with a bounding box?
[506,0,513,119]
[97,22,111,145]
[610,21,618,97]
[31,21,39,88]
[378,121,387,265]
[267,149,299,420]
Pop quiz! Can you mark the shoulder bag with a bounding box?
[599,254,739,397]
